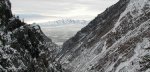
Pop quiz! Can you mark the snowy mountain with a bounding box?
[39,19,89,27]
[38,19,89,45]
[57,0,150,72]
[1,0,150,72]
[0,0,66,72]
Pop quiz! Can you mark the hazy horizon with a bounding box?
[11,0,119,24]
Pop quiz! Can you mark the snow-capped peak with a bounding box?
[38,19,90,27]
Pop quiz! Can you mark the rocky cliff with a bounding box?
[0,0,66,72]
[1,0,150,72]
[58,0,150,72]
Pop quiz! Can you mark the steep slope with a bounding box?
[0,0,66,72]
[58,0,150,72]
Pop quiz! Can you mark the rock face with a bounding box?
[0,0,65,72]
[57,0,150,72]
[1,0,150,72]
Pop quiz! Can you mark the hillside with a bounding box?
[57,0,150,72]
[0,0,66,72]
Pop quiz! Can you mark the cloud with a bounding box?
[15,13,60,24]
[10,0,119,23]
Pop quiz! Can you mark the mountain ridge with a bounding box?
[1,0,150,72]
[39,19,89,27]
[57,0,150,72]
[0,0,66,72]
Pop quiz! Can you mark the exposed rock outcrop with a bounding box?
[58,0,150,72]
[0,0,66,72]
[1,0,150,72]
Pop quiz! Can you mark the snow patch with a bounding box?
[112,0,149,32]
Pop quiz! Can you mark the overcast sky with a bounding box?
[11,0,119,23]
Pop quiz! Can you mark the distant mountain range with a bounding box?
[38,19,89,27]
[38,19,90,45]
